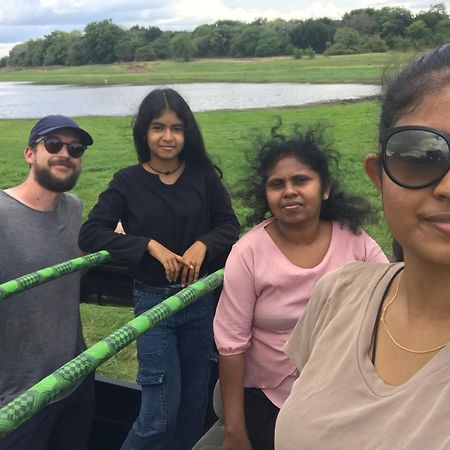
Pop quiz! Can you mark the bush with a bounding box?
[304,47,316,58]
[134,45,157,61]
[293,48,303,59]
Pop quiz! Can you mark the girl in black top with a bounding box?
[79,88,240,450]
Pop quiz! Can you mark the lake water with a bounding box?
[0,82,380,118]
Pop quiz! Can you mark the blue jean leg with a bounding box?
[172,291,215,450]
[121,283,215,450]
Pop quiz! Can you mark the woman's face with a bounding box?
[265,155,330,228]
[365,85,450,265]
[146,109,185,164]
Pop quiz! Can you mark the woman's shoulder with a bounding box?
[113,164,142,178]
[331,221,388,260]
[233,219,273,248]
[187,162,219,179]
[317,261,399,298]
[109,164,146,186]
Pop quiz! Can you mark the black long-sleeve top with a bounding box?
[78,163,240,286]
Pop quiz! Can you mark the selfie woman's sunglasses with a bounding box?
[380,125,450,189]
[35,137,87,159]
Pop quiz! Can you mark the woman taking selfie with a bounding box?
[275,44,450,449]
[214,124,388,450]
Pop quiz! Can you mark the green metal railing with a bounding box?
[0,253,224,439]
[0,250,112,301]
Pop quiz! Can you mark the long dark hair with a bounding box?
[132,88,219,174]
[238,122,377,232]
[380,44,450,133]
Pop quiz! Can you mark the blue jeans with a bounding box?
[121,282,216,450]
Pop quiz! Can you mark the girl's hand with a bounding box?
[180,241,207,287]
[147,240,188,283]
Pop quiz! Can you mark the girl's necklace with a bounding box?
[147,161,181,176]
[380,271,448,354]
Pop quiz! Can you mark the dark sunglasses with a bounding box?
[380,125,450,189]
[35,137,87,159]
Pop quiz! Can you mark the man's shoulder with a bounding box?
[61,192,82,208]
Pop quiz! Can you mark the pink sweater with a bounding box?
[214,219,388,407]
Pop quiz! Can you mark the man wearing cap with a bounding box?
[0,115,94,450]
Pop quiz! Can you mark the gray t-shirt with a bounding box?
[276,262,450,450]
[0,191,85,406]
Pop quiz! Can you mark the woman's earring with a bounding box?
[323,194,329,200]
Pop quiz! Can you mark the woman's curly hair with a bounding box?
[236,121,377,233]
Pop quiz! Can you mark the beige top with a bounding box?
[275,262,450,450]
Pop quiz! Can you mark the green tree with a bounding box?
[148,32,173,59]
[325,27,367,54]
[415,3,448,29]
[289,19,336,53]
[66,37,86,65]
[43,31,82,66]
[366,34,388,52]
[434,17,450,45]
[230,24,263,57]
[83,19,125,64]
[192,24,214,57]
[26,39,46,66]
[134,45,157,61]
[209,21,243,56]
[406,20,432,48]
[342,9,376,35]
[374,7,412,46]
[255,26,289,56]
[170,32,198,61]
[116,26,148,62]
[8,43,29,66]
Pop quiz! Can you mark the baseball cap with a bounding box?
[28,115,93,146]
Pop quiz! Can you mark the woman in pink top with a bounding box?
[214,124,388,450]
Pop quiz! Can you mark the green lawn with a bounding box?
[1,100,391,381]
[0,52,417,85]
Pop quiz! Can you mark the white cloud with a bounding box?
[0,0,436,52]
[0,42,18,57]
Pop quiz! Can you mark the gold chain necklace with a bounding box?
[380,271,447,354]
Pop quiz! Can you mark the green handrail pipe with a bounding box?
[0,268,224,439]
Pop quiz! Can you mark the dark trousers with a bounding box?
[244,388,280,450]
[0,373,95,450]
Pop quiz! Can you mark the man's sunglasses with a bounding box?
[34,137,87,159]
[380,125,450,189]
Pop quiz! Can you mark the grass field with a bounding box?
[1,99,392,382]
[0,52,418,85]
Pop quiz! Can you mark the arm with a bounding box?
[220,354,252,450]
[78,172,150,265]
[214,243,256,449]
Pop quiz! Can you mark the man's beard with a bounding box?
[34,158,81,192]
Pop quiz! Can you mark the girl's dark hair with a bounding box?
[238,121,376,233]
[132,88,219,174]
[380,44,450,133]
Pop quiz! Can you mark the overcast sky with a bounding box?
[0,0,435,57]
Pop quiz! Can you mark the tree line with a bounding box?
[4,3,450,67]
